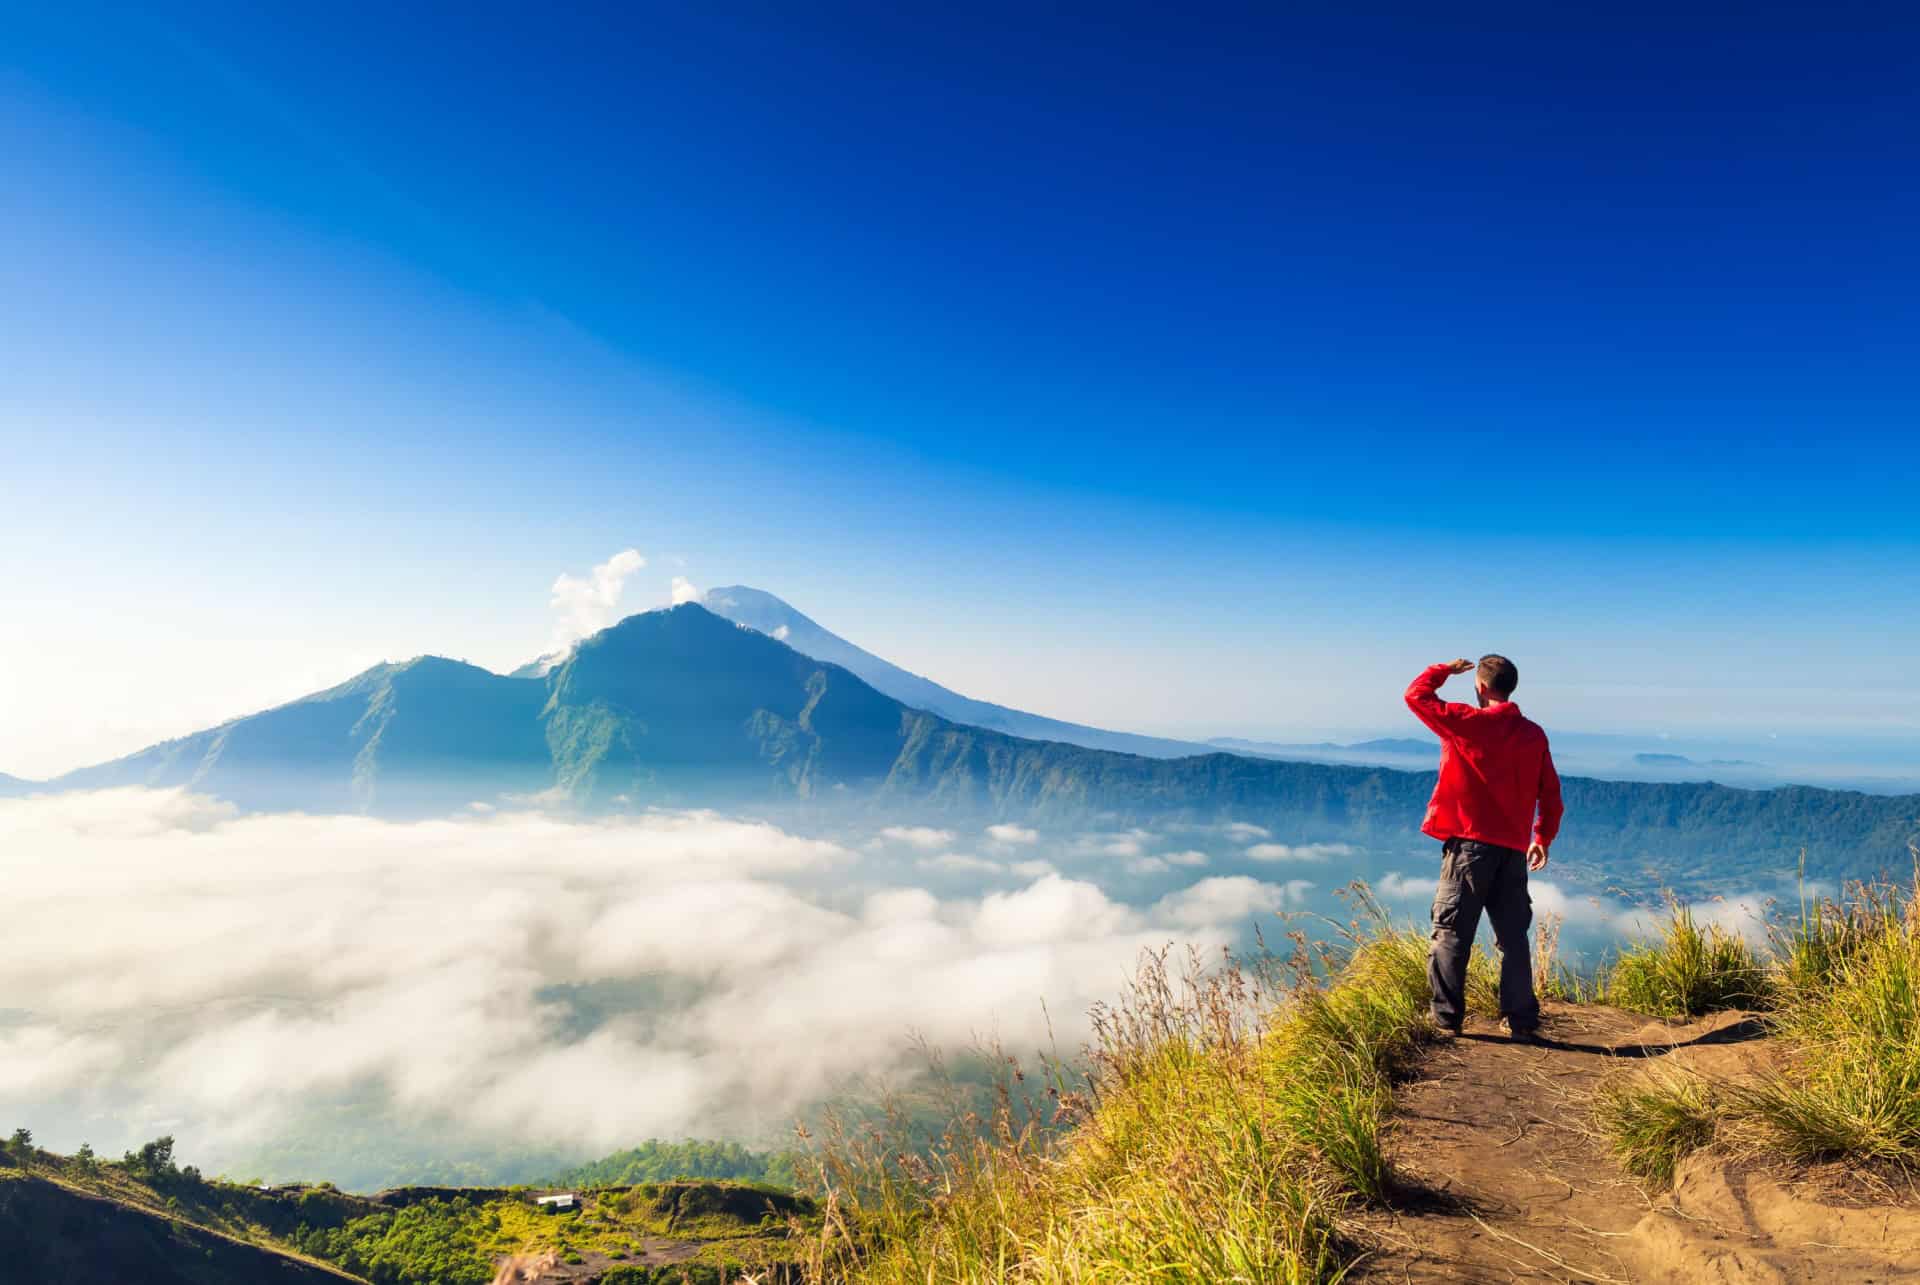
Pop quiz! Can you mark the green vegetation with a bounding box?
[1603,898,1769,1018]
[3,1131,816,1285]
[296,1183,813,1284]
[298,1199,492,1285]
[1595,872,1920,1186]
[1738,875,1920,1163]
[796,891,1503,1284]
[1591,1068,1718,1187]
[549,1138,800,1191]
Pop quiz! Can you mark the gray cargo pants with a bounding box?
[1428,837,1539,1032]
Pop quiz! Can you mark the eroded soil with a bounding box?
[1355,1004,1920,1283]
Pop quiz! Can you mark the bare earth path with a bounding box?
[1353,1003,1920,1284]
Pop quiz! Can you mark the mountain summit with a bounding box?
[702,586,1209,758]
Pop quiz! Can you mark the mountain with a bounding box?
[701,585,1211,758]
[37,602,1920,892]
[0,772,31,797]
[54,656,552,815]
[1632,752,1763,768]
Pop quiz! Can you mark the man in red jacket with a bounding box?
[1405,655,1563,1041]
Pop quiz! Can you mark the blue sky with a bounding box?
[2,1,1917,777]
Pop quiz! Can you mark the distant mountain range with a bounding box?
[1208,736,1436,761]
[1632,752,1763,769]
[702,586,1212,758]
[22,600,1919,893]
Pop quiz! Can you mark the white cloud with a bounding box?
[986,823,1039,846]
[1221,822,1271,841]
[880,825,957,850]
[1246,841,1358,863]
[669,575,700,606]
[918,853,1005,875]
[771,624,791,641]
[549,549,646,651]
[1377,871,1439,900]
[1153,877,1311,929]
[0,790,1276,1178]
[1164,849,1209,868]
[973,875,1140,947]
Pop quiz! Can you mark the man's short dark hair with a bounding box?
[1478,654,1518,698]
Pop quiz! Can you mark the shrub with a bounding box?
[1592,1068,1717,1188]
[1606,899,1768,1018]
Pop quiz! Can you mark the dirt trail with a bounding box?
[1354,1003,1920,1283]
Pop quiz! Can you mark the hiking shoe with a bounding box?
[1432,1023,1463,1042]
[1507,1026,1545,1045]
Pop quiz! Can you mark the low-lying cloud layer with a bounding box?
[0,791,1314,1181]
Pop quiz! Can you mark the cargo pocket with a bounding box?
[1430,880,1464,940]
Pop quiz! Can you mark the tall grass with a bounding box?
[1737,872,1920,1163]
[797,892,1452,1284]
[1603,898,1768,1018]
[1594,867,1920,1177]
[1590,1068,1717,1189]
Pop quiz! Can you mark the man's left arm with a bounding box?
[1528,746,1564,871]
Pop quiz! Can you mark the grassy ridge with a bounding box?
[795,892,1525,1284]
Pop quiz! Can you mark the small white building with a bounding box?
[536,1193,580,1213]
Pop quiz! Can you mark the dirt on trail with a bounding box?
[1355,1003,1920,1284]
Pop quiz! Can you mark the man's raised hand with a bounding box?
[1527,842,1549,872]
[1445,658,1475,675]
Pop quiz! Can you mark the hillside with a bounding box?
[0,1143,814,1285]
[53,656,552,815]
[702,585,1211,758]
[33,603,1920,890]
[796,881,1920,1284]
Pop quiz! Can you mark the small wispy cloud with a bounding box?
[917,852,1005,875]
[670,575,700,605]
[880,825,957,851]
[1246,841,1358,863]
[986,823,1039,846]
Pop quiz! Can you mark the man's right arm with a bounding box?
[1405,660,1475,740]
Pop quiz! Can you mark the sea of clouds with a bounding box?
[0,789,1324,1182]
[0,788,1789,1186]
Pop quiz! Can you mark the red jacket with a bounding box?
[1405,663,1563,853]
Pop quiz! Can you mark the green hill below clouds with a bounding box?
[30,603,1920,894]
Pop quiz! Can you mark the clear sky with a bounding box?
[3,1,1917,778]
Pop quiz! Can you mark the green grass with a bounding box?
[1591,1069,1718,1189]
[1593,871,1920,1179]
[796,889,1526,1285]
[1735,876,1920,1164]
[1603,898,1769,1018]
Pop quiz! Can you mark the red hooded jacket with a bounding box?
[1405,663,1563,853]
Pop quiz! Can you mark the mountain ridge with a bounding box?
[22,603,1920,892]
